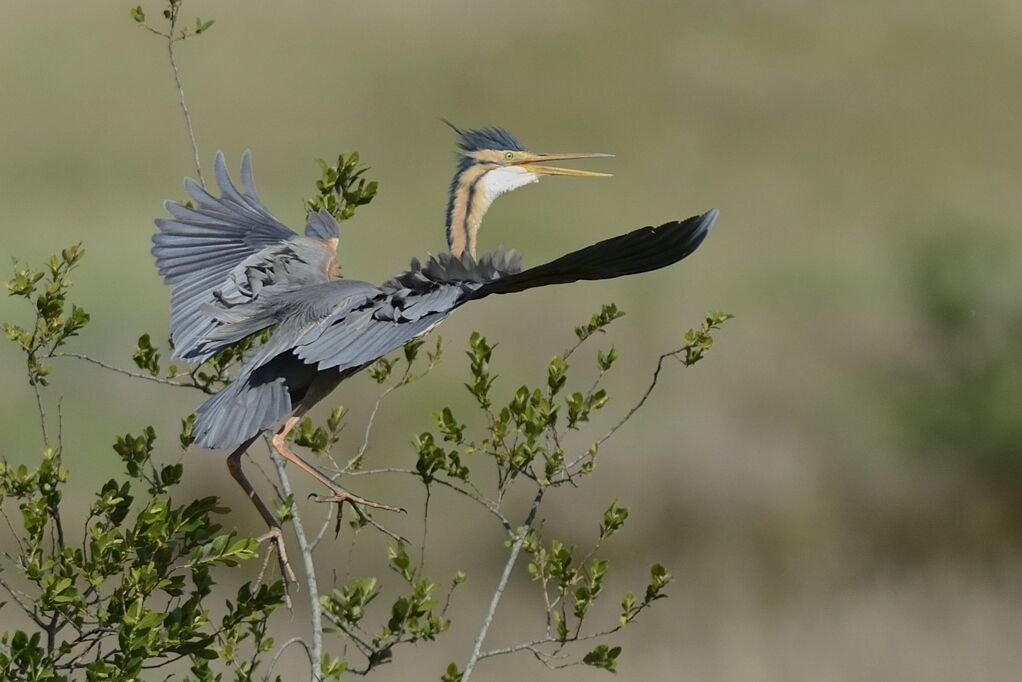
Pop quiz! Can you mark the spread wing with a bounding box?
[469,211,717,298]
[152,150,342,362]
[229,213,718,379]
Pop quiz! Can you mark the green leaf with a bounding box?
[599,500,629,539]
[441,662,464,682]
[132,333,161,376]
[387,543,414,582]
[583,644,622,672]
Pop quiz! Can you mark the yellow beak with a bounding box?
[516,152,614,177]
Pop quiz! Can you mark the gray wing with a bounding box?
[288,250,525,372]
[190,279,382,450]
[152,150,342,362]
[292,282,473,372]
[229,279,383,373]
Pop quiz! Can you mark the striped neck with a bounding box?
[445,163,489,259]
[445,162,538,258]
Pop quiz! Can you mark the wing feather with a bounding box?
[152,151,343,360]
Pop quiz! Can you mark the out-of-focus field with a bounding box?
[1,1,1020,680]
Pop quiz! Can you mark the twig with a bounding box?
[595,348,683,448]
[476,598,658,663]
[31,378,48,445]
[56,396,64,453]
[52,352,198,390]
[309,502,336,551]
[345,468,511,535]
[418,484,431,575]
[477,639,563,662]
[165,2,205,187]
[264,637,313,682]
[341,384,399,473]
[0,574,47,629]
[462,486,545,681]
[265,437,323,682]
[341,351,442,474]
[0,506,26,556]
[562,346,686,475]
[320,611,376,660]
[50,400,66,554]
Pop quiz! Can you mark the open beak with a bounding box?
[516,152,614,177]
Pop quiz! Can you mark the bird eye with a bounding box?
[505,152,514,160]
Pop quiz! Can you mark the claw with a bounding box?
[310,488,406,543]
[257,526,297,586]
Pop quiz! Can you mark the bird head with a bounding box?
[443,123,611,258]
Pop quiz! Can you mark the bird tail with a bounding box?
[193,370,293,450]
[469,209,717,298]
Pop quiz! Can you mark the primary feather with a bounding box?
[152,150,341,362]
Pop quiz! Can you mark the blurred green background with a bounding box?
[2,1,1021,679]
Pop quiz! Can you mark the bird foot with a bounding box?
[310,486,406,543]
[257,525,297,587]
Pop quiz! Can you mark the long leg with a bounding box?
[269,416,404,542]
[226,438,297,584]
[270,416,400,510]
[268,374,405,540]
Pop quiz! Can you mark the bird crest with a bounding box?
[443,120,525,154]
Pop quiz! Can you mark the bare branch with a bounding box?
[31,377,48,445]
[562,346,686,476]
[418,484,431,575]
[596,348,683,447]
[309,502,336,551]
[265,437,323,682]
[345,468,511,535]
[52,352,200,390]
[0,574,47,629]
[462,486,545,681]
[165,3,205,187]
[342,384,399,473]
[264,636,313,682]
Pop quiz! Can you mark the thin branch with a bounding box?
[477,639,561,662]
[342,384,399,473]
[50,400,66,553]
[462,486,545,681]
[52,352,199,390]
[320,611,376,659]
[345,468,511,535]
[166,3,205,187]
[56,396,64,453]
[476,597,659,663]
[309,502,336,551]
[341,349,442,474]
[265,438,323,682]
[418,484,431,575]
[32,378,48,445]
[562,346,686,476]
[596,348,683,448]
[0,574,47,629]
[138,23,168,39]
[0,505,26,556]
[264,637,313,682]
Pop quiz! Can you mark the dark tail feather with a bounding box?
[471,209,717,298]
[193,371,292,450]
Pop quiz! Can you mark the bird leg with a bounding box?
[270,416,405,541]
[226,441,297,585]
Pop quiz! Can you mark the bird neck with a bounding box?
[445,164,492,259]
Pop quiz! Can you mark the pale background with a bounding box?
[1,1,1020,680]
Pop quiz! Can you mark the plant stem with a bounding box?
[266,439,323,681]
[166,2,205,186]
[462,486,545,681]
